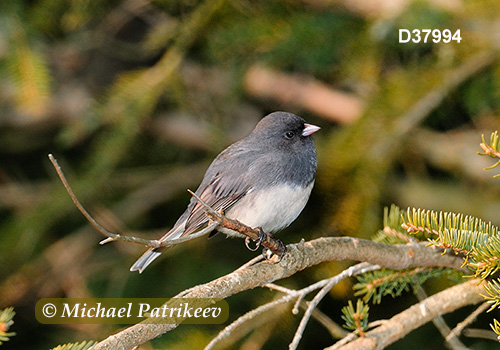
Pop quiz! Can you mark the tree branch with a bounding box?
[244,65,363,124]
[205,262,379,350]
[187,189,286,258]
[447,302,491,341]
[93,238,466,349]
[327,279,486,350]
[415,287,469,350]
[48,153,218,249]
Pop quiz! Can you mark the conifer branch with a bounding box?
[341,300,370,336]
[50,341,96,350]
[0,307,16,345]
[353,267,456,304]
[93,237,465,349]
[479,131,500,178]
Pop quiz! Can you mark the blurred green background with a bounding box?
[1,0,500,349]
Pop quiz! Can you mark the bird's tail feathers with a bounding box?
[130,248,162,273]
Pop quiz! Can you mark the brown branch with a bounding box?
[447,302,491,342]
[244,65,363,124]
[93,238,466,349]
[328,279,486,350]
[188,189,286,258]
[48,154,218,249]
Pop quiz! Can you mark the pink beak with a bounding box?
[302,123,321,137]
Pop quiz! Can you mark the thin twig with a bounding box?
[188,189,287,257]
[48,153,216,249]
[447,302,490,341]
[48,154,156,246]
[204,263,380,350]
[289,263,380,350]
[265,283,296,294]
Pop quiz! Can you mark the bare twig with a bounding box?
[48,154,217,249]
[188,189,287,257]
[447,302,491,341]
[244,65,363,124]
[48,154,152,246]
[289,263,380,350]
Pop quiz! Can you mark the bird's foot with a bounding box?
[244,227,266,251]
[262,234,287,262]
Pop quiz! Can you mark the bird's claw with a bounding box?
[244,227,267,251]
[244,236,260,251]
[244,228,286,262]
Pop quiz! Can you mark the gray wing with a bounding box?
[181,143,256,236]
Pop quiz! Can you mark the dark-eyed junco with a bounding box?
[130,111,320,272]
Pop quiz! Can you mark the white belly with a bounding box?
[223,181,314,236]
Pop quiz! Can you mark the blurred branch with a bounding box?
[462,328,499,341]
[328,279,485,350]
[94,238,466,349]
[409,128,499,183]
[0,0,226,270]
[394,52,499,137]
[244,65,363,124]
[303,0,462,19]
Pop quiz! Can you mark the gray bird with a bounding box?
[130,111,319,273]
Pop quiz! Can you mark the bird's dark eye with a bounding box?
[284,131,295,139]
